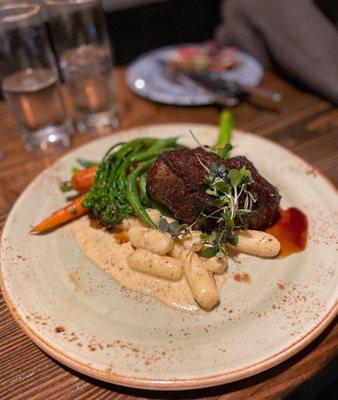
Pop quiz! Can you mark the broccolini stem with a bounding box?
[139,174,150,206]
[215,110,233,147]
[131,147,177,163]
[130,137,179,163]
[147,137,178,151]
[127,159,156,228]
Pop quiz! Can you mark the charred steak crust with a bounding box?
[146,148,280,229]
[147,148,219,224]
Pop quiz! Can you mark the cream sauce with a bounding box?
[72,218,225,312]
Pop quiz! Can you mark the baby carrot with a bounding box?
[59,166,97,193]
[71,165,97,192]
[30,194,87,234]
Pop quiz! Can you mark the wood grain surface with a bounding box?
[0,67,337,400]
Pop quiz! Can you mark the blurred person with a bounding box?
[215,0,338,104]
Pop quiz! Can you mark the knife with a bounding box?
[161,60,282,109]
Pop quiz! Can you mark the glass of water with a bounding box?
[46,0,119,135]
[0,2,72,153]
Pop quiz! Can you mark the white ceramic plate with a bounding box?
[1,124,337,390]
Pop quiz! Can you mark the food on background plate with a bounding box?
[31,111,308,312]
[169,46,241,72]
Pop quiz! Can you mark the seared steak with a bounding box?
[146,147,280,229]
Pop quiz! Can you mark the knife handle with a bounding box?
[240,84,282,103]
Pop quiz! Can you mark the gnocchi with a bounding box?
[168,239,186,259]
[204,256,227,274]
[128,249,183,281]
[113,210,281,311]
[182,251,220,310]
[128,226,173,255]
[234,230,281,257]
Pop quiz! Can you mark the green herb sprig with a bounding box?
[158,218,189,238]
[199,163,257,258]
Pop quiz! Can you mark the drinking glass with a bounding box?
[0,2,72,153]
[46,0,119,135]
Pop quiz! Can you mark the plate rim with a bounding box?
[1,123,337,390]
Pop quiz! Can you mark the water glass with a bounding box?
[0,2,72,153]
[46,0,119,135]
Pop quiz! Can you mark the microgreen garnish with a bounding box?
[190,122,233,161]
[159,218,189,238]
[189,130,209,153]
[199,231,231,258]
[199,163,257,258]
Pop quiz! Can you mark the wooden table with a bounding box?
[0,67,337,400]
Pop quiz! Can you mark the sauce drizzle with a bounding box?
[266,208,308,257]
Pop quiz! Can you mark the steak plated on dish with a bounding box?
[147,147,280,229]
